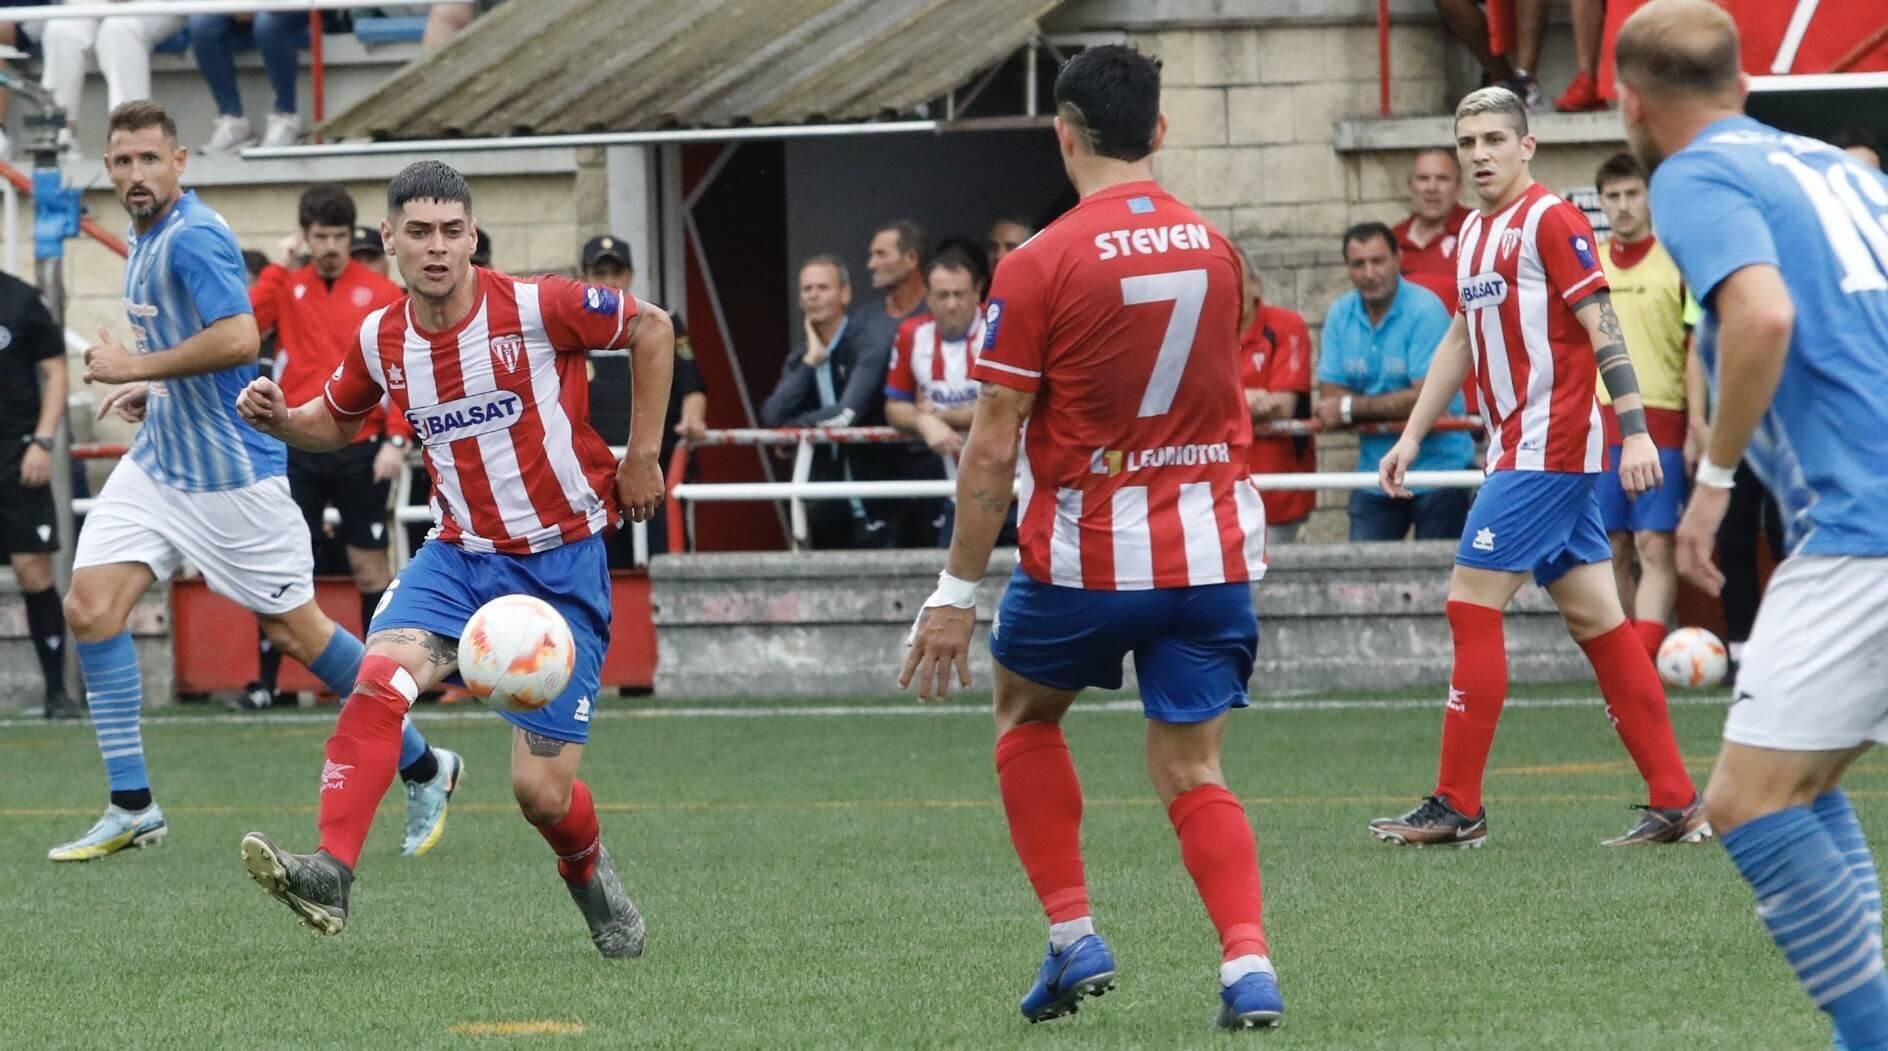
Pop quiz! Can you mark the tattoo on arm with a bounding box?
[365,628,459,667]
[523,731,566,757]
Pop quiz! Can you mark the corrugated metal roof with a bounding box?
[324,0,1064,141]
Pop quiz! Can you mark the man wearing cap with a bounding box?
[349,225,389,278]
[582,233,706,559]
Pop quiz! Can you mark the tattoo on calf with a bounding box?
[524,731,566,757]
[367,628,459,667]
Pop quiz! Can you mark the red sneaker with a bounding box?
[1555,71,1607,113]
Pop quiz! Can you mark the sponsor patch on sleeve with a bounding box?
[1570,235,1598,269]
[583,285,621,317]
[981,300,1003,349]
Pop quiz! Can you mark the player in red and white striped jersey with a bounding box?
[899,45,1282,1031]
[231,161,674,958]
[1371,87,1701,850]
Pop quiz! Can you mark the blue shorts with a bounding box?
[1456,471,1612,587]
[1596,445,1688,534]
[988,569,1257,724]
[372,536,611,744]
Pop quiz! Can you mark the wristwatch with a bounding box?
[386,434,409,450]
[23,434,52,451]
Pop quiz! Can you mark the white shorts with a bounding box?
[74,458,315,616]
[1722,555,1888,751]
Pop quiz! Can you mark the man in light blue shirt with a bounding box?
[1316,222,1473,541]
[1617,3,1888,1045]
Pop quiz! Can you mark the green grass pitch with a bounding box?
[0,687,1863,1049]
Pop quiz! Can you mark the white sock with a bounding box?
[1729,641,1746,661]
[1049,916,1095,952]
[1220,954,1274,987]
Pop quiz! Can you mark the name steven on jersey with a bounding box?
[1090,441,1233,476]
[405,390,525,445]
[1093,223,1214,261]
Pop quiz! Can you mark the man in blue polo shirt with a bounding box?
[1316,221,1473,541]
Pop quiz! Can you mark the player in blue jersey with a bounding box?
[48,101,462,863]
[1618,4,1888,1047]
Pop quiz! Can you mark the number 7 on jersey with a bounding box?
[1121,269,1209,418]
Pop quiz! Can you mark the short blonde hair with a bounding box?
[1454,86,1529,138]
[1615,0,1741,101]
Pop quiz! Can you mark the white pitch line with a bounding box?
[0,693,1728,728]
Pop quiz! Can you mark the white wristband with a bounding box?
[1340,395,1354,425]
[923,571,979,609]
[1696,458,1738,490]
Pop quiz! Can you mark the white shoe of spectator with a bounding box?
[260,113,305,149]
[202,115,256,155]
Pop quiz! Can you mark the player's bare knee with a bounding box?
[10,553,52,593]
[1635,531,1675,567]
[63,588,124,642]
[347,548,392,594]
[512,776,571,827]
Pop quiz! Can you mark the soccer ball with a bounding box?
[1655,626,1729,689]
[459,595,576,712]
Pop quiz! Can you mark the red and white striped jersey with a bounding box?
[972,180,1266,591]
[1455,182,1608,473]
[324,267,634,554]
[884,312,985,411]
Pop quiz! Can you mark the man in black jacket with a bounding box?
[761,255,893,549]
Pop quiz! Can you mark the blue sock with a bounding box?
[78,633,148,795]
[313,625,432,773]
[1818,791,1883,946]
[1724,807,1888,1050]
[308,626,365,697]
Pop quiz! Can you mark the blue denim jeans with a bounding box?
[189,12,306,117]
[1348,487,1471,542]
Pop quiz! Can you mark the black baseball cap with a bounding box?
[582,234,632,271]
[349,226,381,256]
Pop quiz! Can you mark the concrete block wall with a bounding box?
[650,544,1589,699]
[0,572,170,712]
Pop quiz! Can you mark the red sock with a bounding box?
[536,779,602,885]
[1434,601,1508,816]
[1168,784,1268,961]
[995,723,1089,923]
[316,656,415,870]
[1582,621,1694,809]
[1632,619,1668,660]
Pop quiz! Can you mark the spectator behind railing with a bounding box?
[0,2,52,159]
[1433,0,1547,110]
[884,251,987,547]
[1393,148,1472,315]
[853,218,926,359]
[192,9,349,152]
[1557,0,1609,112]
[349,224,388,276]
[1236,264,1317,546]
[41,0,183,156]
[986,216,1034,273]
[760,255,890,550]
[1316,221,1472,542]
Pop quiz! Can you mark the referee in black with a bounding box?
[0,270,78,719]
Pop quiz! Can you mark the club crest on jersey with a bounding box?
[387,363,406,389]
[351,286,373,307]
[1458,273,1509,312]
[1499,229,1523,259]
[405,390,525,446]
[489,333,525,372]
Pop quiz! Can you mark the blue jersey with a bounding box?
[124,190,278,492]
[1651,115,1888,556]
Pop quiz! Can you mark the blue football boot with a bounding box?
[1019,934,1117,1022]
[1217,967,1285,1030]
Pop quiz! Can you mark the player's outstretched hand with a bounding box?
[899,605,974,702]
[1675,484,1730,597]
[1618,433,1664,496]
[1378,439,1418,499]
[96,381,150,424]
[236,377,289,434]
[615,450,665,523]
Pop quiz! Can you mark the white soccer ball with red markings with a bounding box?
[459,595,576,712]
[1656,626,1729,689]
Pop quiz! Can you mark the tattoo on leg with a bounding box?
[366,628,459,667]
[524,731,566,757]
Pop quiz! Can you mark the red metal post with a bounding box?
[663,442,690,554]
[1379,0,1392,117]
[309,9,326,143]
